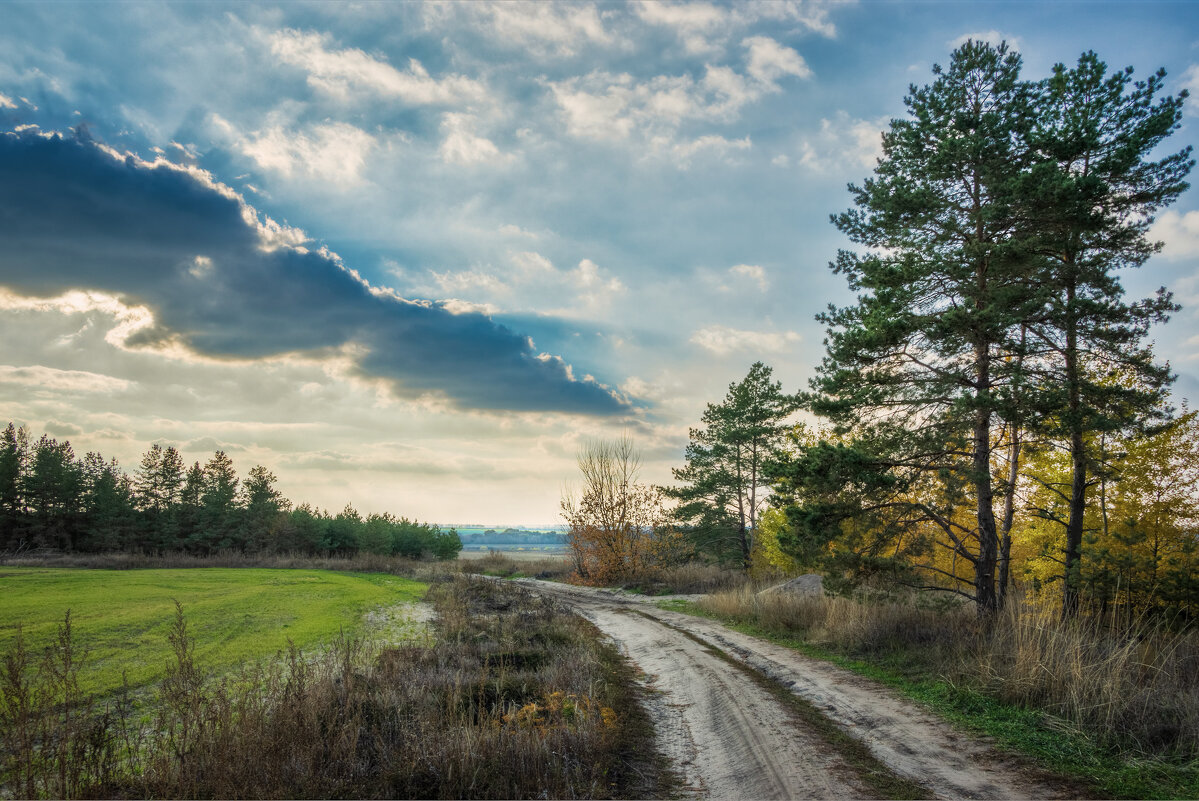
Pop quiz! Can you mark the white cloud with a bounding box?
[690,325,800,355]
[549,78,635,140]
[240,122,376,186]
[0,93,16,109]
[427,1,610,57]
[949,30,1023,52]
[498,224,539,239]
[797,111,886,173]
[634,1,730,55]
[744,36,812,82]
[662,134,752,167]
[439,113,505,165]
[1183,65,1199,116]
[1152,210,1199,260]
[730,263,769,291]
[0,365,132,394]
[635,1,840,55]
[548,54,802,147]
[268,28,487,106]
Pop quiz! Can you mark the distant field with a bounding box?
[457,548,568,561]
[0,567,425,695]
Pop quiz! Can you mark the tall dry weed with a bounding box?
[701,585,1199,757]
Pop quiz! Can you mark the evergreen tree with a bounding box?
[25,435,82,550]
[196,451,240,552]
[801,41,1038,613]
[241,464,289,551]
[0,423,29,546]
[1019,52,1192,616]
[668,362,796,568]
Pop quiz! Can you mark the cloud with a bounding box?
[438,113,506,165]
[1183,65,1199,116]
[690,325,800,355]
[744,36,811,82]
[548,53,804,147]
[634,1,840,55]
[0,93,16,110]
[425,1,610,57]
[729,263,769,291]
[1152,210,1199,260]
[0,364,132,394]
[239,122,377,185]
[0,130,628,414]
[797,110,886,172]
[662,134,752,167]
[267,28,487,106]
[427,251,624,315]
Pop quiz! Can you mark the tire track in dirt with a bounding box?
[517,580,1078,800]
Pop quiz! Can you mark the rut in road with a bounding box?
[517,579,1078,801]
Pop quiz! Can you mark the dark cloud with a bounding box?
[0,131,629,414]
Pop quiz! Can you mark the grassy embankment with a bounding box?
[666,586,1199,800]
[0,568,670,798]
[0,567,425,696]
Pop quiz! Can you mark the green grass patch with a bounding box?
[0,567,426,696]
[658,599,1199,800]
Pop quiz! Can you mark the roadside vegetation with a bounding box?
[682,587,1199,799]
[0,574,670,799]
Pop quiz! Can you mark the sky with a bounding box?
[1,1,1198,526]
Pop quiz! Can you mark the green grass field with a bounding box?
[0,568,426,695]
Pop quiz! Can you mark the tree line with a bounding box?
[0,423,460,560]
[579,42,1196,621]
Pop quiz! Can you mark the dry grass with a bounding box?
[458,551,573,581]
[617,562,750,596]
[700,587,1199,758]
[0,577,671,799]
[974,601,1199,756]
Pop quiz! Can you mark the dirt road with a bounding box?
[515,579,1073,800]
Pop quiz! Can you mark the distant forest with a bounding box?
[0,423,460,560]
[458,529,567,548]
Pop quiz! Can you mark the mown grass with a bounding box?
[667,589,1199,800]
[0,567,425,696]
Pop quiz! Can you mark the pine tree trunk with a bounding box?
[1063,281,1084,619]
[998,423,1020,609]
[974,342,999,615]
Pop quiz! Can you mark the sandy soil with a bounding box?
[515,579,1076,800]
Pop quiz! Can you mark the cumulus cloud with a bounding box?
[690,325,800,355]
[0,364,132,394]
[1183,65,1199,116]
[427,251,624,315]
[729,264,769,291]
[425,1,610,57]
[438,113,505,165]
[548,50,805,149]
[662,134,752,167]
[0,130,627,414]
[0,93,16,110]
[1152,210,1199,260]
[268,28,487,106]
[744,36,811,82]
[239,121,376,185]
[634,1,839,55]
[797,110,886,172]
